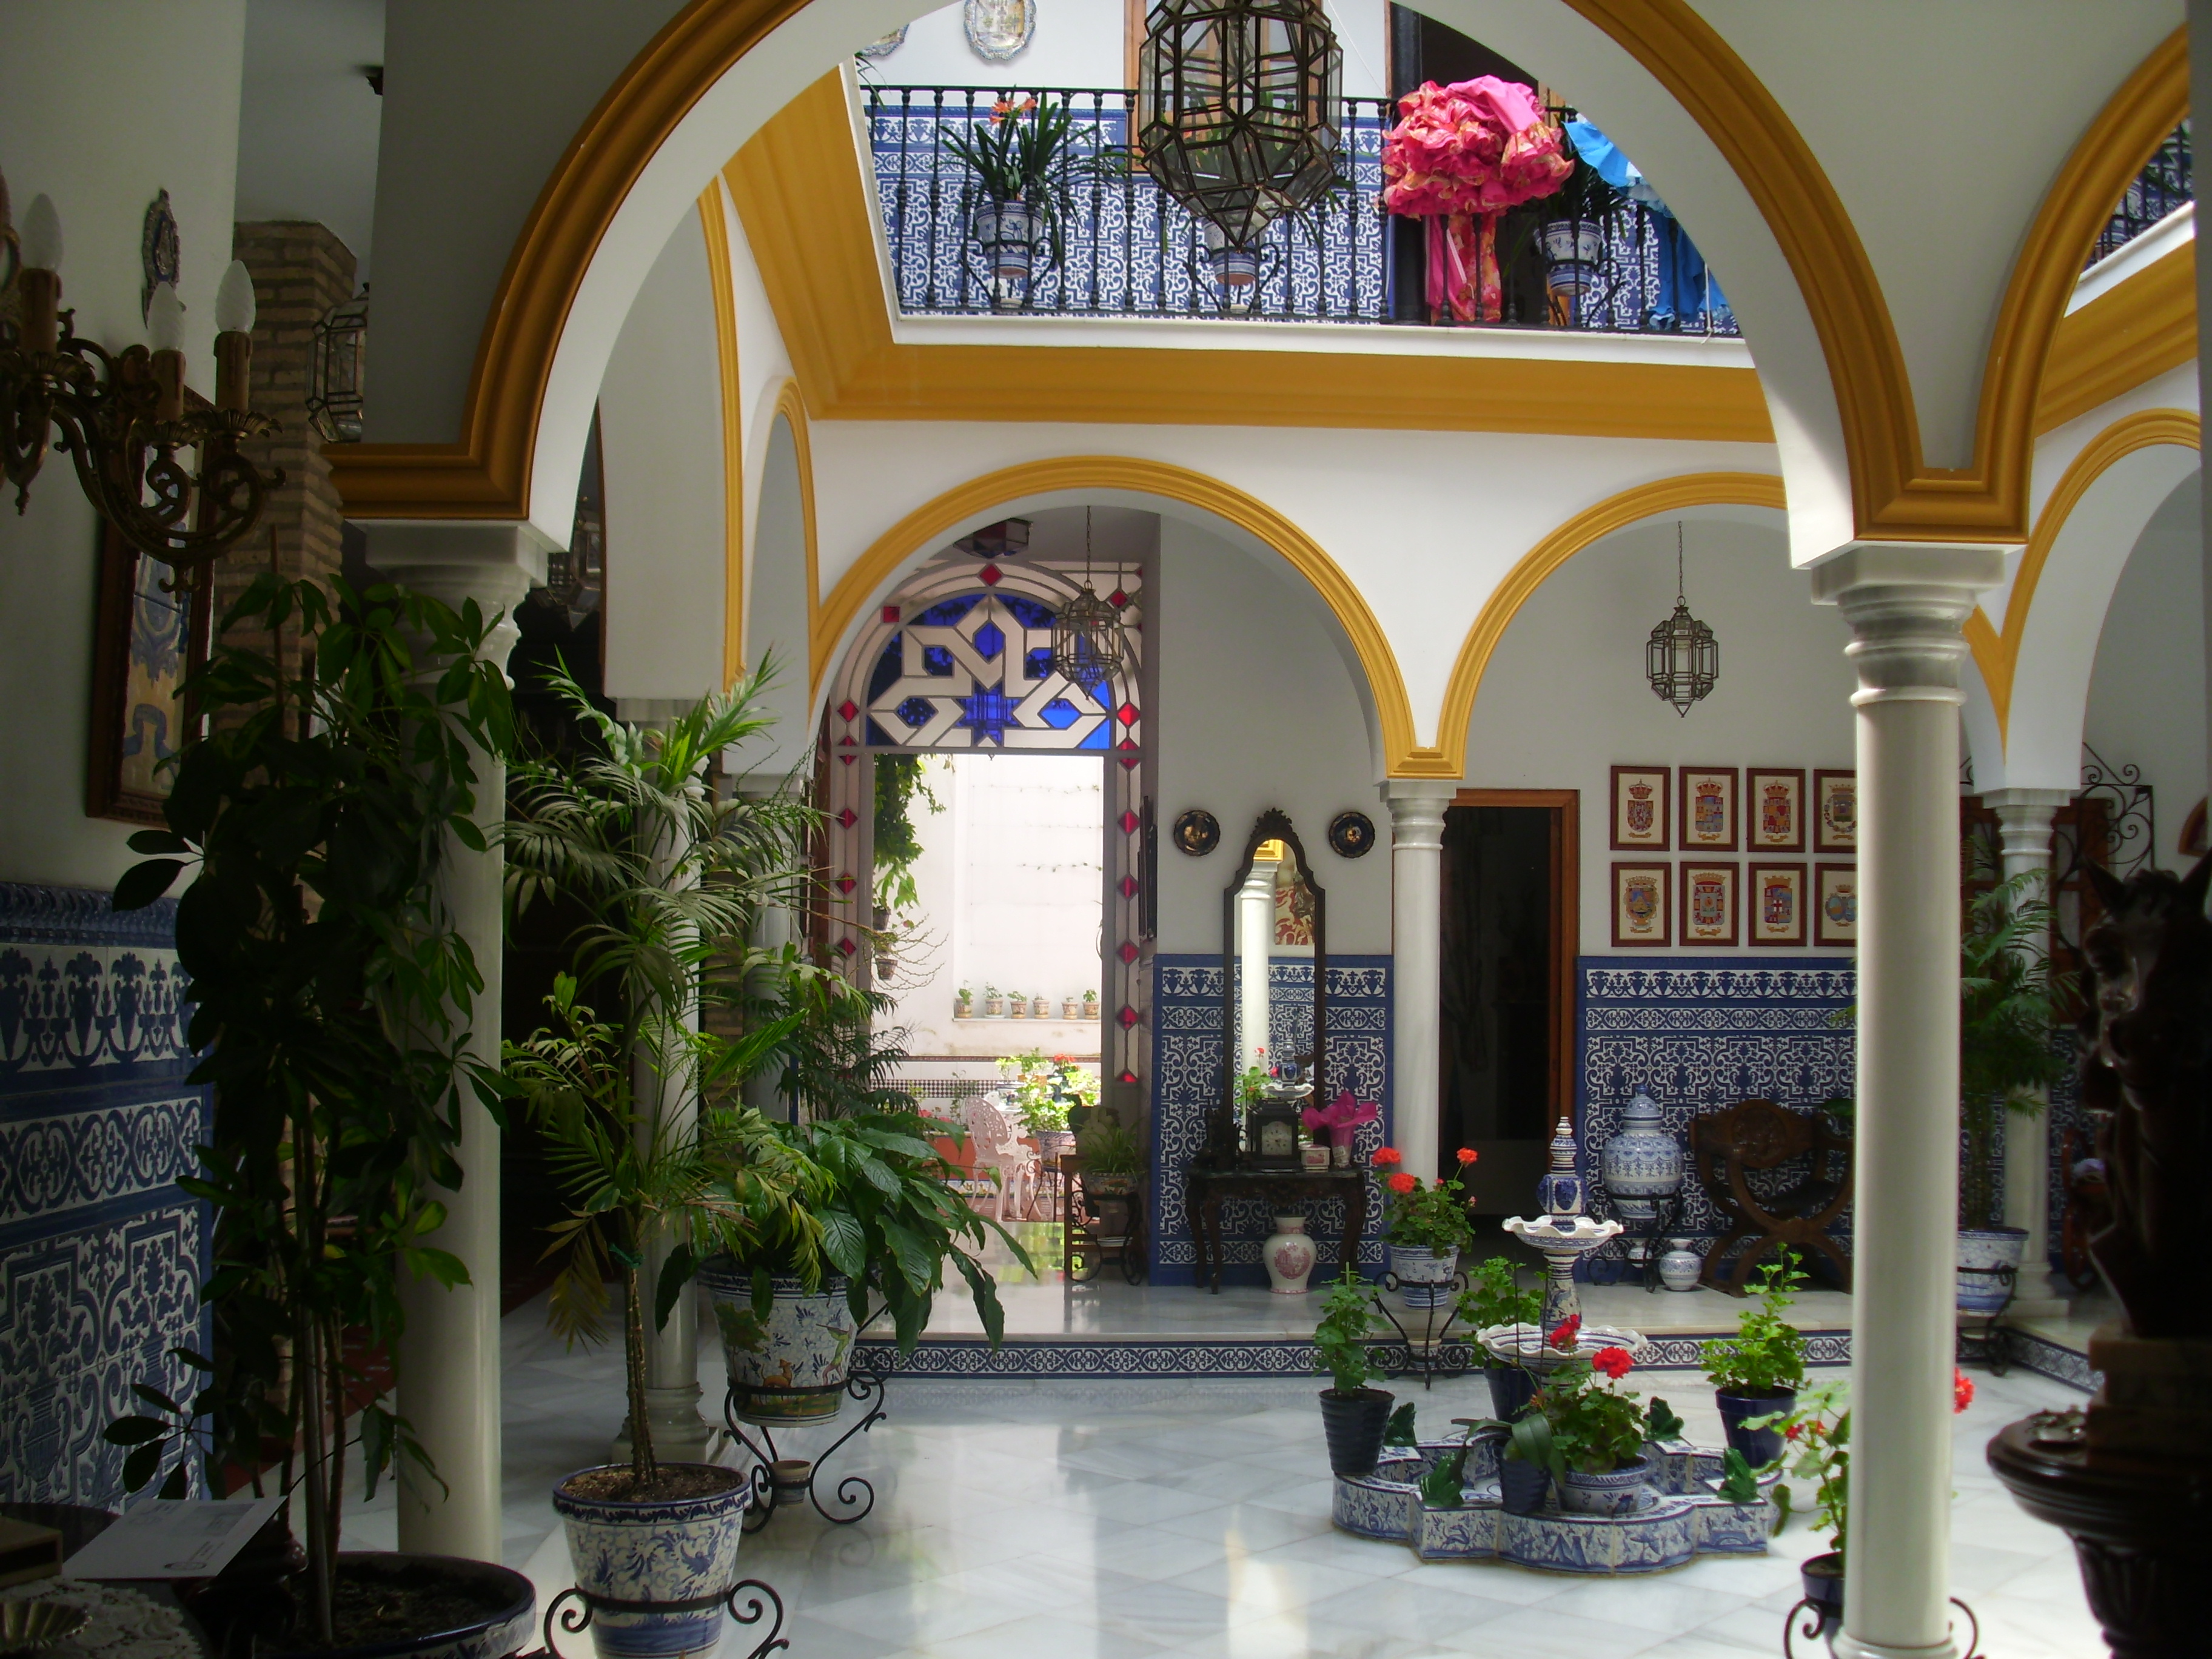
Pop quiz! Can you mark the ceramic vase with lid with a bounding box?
[1599,1091,1684,1222]
[1264,1214,1317,1294]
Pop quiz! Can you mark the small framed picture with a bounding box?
[1746,768,1806,853]
[1815,863,1859,947]
[1678,766,1738,851]
[1748,862,1808,947]
[1610,764,1671,850]
[1612,861,1671,948]
[1679,860,1740,946]
[1814,770,1858,853]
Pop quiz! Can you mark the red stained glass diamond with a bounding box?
[1121,756,1139,769]
[1109,589,1127,608]
[1117,1005,1138,1029]
[1118,941,1139,964]
[1118,810,1140,834]
[1118,739,1137,752]
[840,754,856,765]
[835,874,856,894]
[1119,876,1139,899]
[837,699,858,722]
[1117,702,1139,726]
[835,936,856,957]
[979,564,1002,586]
[836,807,858,828]
[1118,1070,1138,1085]
[880,606,900,625]
[837,735,856,747]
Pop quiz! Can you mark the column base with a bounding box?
[1832,1636,1960,1659]
[612,1382,724,1466]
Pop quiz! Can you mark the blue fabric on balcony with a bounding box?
[1566,117,1728,329]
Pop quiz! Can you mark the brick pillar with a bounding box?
[221,223,358,652]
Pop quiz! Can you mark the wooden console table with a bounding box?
[1187,1166,1368,1293]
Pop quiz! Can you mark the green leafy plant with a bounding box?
[999,1047,1096,1134]
[1458,1254,1543,1353]
[1717,1446,1762,1505]
[941,93,1121,262]
[1763,1380,1851,1556]
[1527,1345,1651,1473]
[1701,1253,1809,1396]
[1382,1401,1419,1446]
[1958,871,2076,1227]
[1646,1396,1687,1442]
[1074,1114,1142,1179]
[1419,1435,1471,1507]
[1313,1267,1385,1396]
[101,574,515,1644]
[759,959,916,1120]
[872,753,942,916]
[1503,1410,1564,1481]
[1372,1145,1478,1255]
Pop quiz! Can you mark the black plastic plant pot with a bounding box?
[1318,1388,1395,1477]
[1486,1364,1537,1424]
[1715,1387,1795,1469]
[1497,1456,1550,1517]
[1801,1550,1844,1618]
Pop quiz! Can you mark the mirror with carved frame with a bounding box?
[1218,809,1328,1134]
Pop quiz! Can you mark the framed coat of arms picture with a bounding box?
[1815,862,1859,947]
[1814,769,1858,853]
[1612,861,1671,947]
[1677,765,1737,851]
[1610,764,1670,850]
[1746,767,1806,853]
[1679,860,1739,946]
[1748,861,1808,947]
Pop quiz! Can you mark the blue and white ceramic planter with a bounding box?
[266,1555,534,1659]
[1390,1244,1459,1310]
[699,1259,859,1425]
[1956,1227,2028,1313]
[1598,1092,1684,1222]
[1558,1453,1653,1517]
[552,1466,750,1659]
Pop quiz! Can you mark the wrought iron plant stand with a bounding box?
[1780,1589,1980,1658]
[532,1575,788,1659]
[1366,1273,1481,1389]
[721,1354,894,1533]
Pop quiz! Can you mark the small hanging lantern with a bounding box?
[306,285,369,443]
[1051,508,1128,688]
[1646,521,1717,716]
[1137,0,1343,283]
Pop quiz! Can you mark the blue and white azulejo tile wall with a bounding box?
[1150,954,1392,1286]
[0,884,207,1504]
[1575,957,1855,1245]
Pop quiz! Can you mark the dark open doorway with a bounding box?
[1439,789,1577,1222]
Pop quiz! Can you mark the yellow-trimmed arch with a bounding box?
[1436,472,1788,766]
[698,182,745,688]
[768,379,822,683]
[1965,407,2200,741]
[809,456,1444,777]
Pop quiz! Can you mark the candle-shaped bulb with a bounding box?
[21,193,62,271]
[215,260,256,333]
[146,282,186,354]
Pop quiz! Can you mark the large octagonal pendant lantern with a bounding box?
[1137,0,1344,266]
[1646,522,1718,716]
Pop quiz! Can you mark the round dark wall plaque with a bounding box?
[1328,810,1376,859]
[1172,808,1221,856]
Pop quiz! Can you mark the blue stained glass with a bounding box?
[957,685,1018,744]
[866,634,903,702]
[922,644,955,675]
[1079,723,1110,749]
[973,620,1005,660]
[1039,697,1081,729]
[914,596,980,627]
[896,696,935,728]
[1025,646,1053,680]
[1005,596,1056,629]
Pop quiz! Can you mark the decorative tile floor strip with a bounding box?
[2002,1326,2099,1393]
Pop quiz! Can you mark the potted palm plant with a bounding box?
[104,575,535,1657]
[942,93,1116,310]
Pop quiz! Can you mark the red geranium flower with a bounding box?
[1455,1147,1478,1164]
[1784,1421,1803,1441]
[1386,1171,1418,1195]
[1954,1368,1976,1413]
[1591,1346,1632,1380]
[1548,1314,1581,1350]
[1371,1146,1403,1167]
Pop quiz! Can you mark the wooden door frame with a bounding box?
[1447,788,1580,1138]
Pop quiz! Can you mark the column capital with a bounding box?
[367,521,550,675]
[1382,777,1457,823]
[1810,542,2004,708]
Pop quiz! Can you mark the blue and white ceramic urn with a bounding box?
[1600,1091,1684,1222]
[554,1465,751,1659]
[1534,1117,1586,1216]
[699,1259,859,1426]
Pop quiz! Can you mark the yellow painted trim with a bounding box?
[2037,244,2197,435]
[699,181,746,688]
[772,380,822,692]
[722,72,1772,443]
[814,455,1448,776]
[1436,472,1788,765]
[1964,407,2199,740]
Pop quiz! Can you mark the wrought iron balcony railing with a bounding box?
[864,84,1738,336]
[2088,121,2191,269]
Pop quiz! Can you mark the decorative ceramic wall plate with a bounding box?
[1747,861,1807,947]
[1679,860,1739,946]
[1610,764,1670,850]
[857,24,908,58]
[1677,766,1737,851]
[1327,810,1376,858]
[964,0,1036,60]
[1746,767,1805,852]
[1612,861,1670,948]
[1173,808,1220,856]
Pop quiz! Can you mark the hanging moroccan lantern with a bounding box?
[1136,0,1344,259]
[1646,522,1717,716]
[1051,508,1128,687]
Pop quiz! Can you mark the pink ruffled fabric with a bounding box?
[1379,76,1572,218]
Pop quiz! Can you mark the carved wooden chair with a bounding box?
[1689,1098,1854,1295]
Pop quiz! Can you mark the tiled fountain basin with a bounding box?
[1332,1436,1780,1574]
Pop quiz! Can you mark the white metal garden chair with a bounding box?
[959,1093,1037,1223]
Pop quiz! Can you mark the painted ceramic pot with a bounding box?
[1390,1244,1459,1310]
[1957,1226,2029,1312]
[1658,1240,1704,1292]
[1557,1453,1652,1517]
[263,1555,534,1659]
[1062,998,1082,1019]
[699,1259,857,1426]
[984,996,1005,1017]
[553,1465,749,1659]
[1264,1214,1317,1295]
[1599,1091,1684,1222]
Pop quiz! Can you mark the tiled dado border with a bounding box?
[858,1324,2096,1388]
[0,883,210,1506]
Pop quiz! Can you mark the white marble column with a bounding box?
[1981,788,2070,1275]
[1383,780,1456,1183]
[1238,859,1275,1071]
[1812,543,2002,1659]
[370,523,545,1562]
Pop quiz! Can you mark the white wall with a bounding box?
[1153,518,1392,957]
[1461,513,1858,955]
[745,416,816,774]
[0,1,248,891]
[235,0,386,277]
[2085,474,2207,871]
[865,0,1387,99]
[598,204,729,704]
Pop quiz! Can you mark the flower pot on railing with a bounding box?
[1540,217,1606,297]
[971,199,1042,311]
[1201,227,1262,315]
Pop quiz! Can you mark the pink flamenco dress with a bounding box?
[1379,76,1572,324]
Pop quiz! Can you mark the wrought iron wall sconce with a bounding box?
[0,173,283,572]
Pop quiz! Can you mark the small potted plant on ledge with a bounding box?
[1082,988,1100,1021]
[1524,1327,1660,1516]
[941,93,1117,312]
[1461,1255,1546,1421]
[1373,1145,1478,1309]
[983,982,1005,1017]
[956,985,974,1019]
[1313,1267,1393,1476]
[1701,1253,1808,1467]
